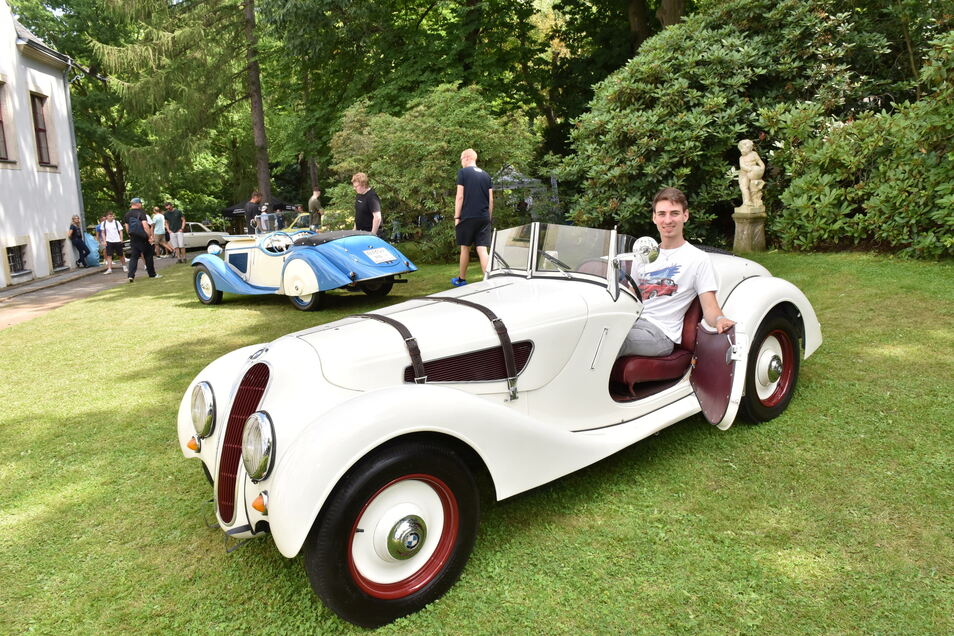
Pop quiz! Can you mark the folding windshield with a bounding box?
[489,223,618,291]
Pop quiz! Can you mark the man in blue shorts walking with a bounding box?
[451,148,493,286]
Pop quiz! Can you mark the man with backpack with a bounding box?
[124,197,159,282]
[100,211,128,274]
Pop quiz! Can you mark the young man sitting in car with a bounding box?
[618,187,736,357]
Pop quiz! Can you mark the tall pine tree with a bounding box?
[93,0,273,202]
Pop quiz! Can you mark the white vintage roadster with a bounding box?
[177,223,821,627]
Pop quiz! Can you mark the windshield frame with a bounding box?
[488,222,622,297]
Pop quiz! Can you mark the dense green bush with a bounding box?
[328,83,537,246]
[763,32,954,258]
[563,0,887,242]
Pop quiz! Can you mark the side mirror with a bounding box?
[613,236,659,268]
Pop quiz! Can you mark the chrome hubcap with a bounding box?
[766,355,783,383]
[387,515,427,560]
[755,335,785,401]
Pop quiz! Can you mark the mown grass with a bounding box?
[1,253,951,634]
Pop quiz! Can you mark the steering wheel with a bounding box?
[261,232,293,254]
[622,270,643,302]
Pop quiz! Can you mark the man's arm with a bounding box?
[487,188,493,221]
[454,185,464,225]
[370,211,382,235]
[698,291,735,333]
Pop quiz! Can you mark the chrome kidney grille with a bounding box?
[217,363,270,524]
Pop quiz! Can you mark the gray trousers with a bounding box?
[619,318,675,357]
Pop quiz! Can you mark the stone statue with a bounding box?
[737,139,765,207]
[732,139,767,252]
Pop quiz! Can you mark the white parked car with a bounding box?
[177,223,822,627]
[182,221,230,250]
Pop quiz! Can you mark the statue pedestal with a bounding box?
[732,205,766,252]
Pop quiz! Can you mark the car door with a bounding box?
[183,223,201,249]
[689,325,747,430]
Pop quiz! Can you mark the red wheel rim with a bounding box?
[760,329,795,408]
[348,474,459,599]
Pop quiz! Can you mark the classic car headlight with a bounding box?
[242,412,275,482]
[190,382,216,438]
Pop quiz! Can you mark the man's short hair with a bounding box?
[352,172,369,187]
[461,148,477,162]
[164,201,173,207]
[251,191,262,199]
[652,187,688,212]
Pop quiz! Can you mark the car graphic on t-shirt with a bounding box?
[639,277,678,299]
[638,263,680,299]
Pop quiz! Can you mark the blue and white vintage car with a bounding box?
[177,223,822,627]
[191,230,417,310]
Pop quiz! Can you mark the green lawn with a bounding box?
[2,254,951,634]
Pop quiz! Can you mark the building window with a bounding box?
[7,245,28,275]
[30,94,51,165]
[0,84,8,161]
[50,239,66,269]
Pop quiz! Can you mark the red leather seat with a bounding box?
[611,298,702,393]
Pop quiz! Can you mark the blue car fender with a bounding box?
[281,248,353,296]
[192,253,277,295]
[315,235,417,282]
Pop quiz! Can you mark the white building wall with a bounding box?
[0,0,84,288]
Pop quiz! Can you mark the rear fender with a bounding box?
[281,250,352,295]
[721,276,823,359]
[315,235,417,282]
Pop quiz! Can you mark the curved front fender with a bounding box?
[191,254,277,296]
[264,385,623,558]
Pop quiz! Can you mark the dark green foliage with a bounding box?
[563,0,893,242]
[765,32,954,258]
[328,84,536,240]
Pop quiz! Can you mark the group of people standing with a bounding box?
[117,198,188,282]
[68,199,187,282]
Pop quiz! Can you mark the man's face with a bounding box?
[107,213,114,221]
[351,180,363,193]
[653,199,688,242]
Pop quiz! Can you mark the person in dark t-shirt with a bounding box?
[123,197,157,281]
[244,191,263,234]
[451,148,493,287]
[351,172,382,235]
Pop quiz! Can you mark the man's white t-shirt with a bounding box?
[636,242,718,343]
[102,219,123,243]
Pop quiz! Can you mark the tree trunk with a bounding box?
[656,0,686,28]
[303,69,320,190]
[243,0,272,203]
[627,0,653,52]
[459,0,482,83]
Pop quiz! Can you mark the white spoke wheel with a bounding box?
[304,443,479,628]
[741,313,800,422]
[193,264,222,305]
